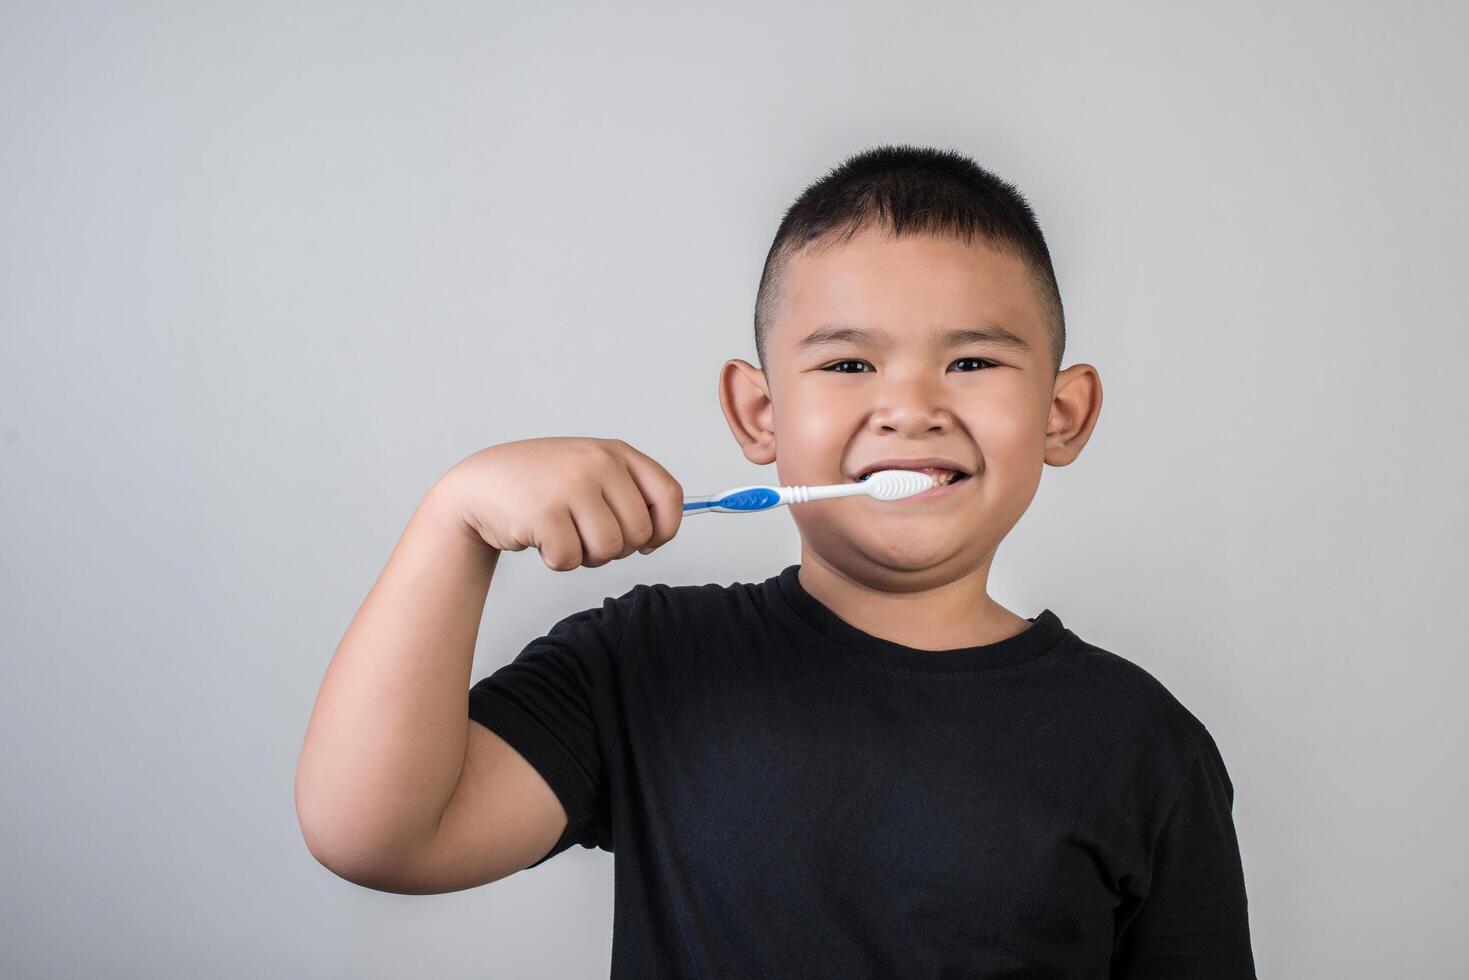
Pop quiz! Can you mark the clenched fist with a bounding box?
[436,437,685,571]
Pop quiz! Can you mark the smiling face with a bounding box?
[720,223,1101,587]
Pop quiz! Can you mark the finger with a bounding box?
[600,463,656,558]
[537,503,584,571]
[616,442,683,551]
[566,484,626,568]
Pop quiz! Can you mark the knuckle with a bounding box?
[587,533,626,564]
[561,472,597,497]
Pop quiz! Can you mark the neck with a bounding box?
[795,547,1030,651]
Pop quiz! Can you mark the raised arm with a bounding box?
[293,438,682,892]
[294,478,548,890]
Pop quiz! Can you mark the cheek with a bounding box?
[965,389,1040,445]
[773,400,844,475]
[970,409,1032,450]
[778,390,852,444]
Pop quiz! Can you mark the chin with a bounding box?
[863,539,963,565]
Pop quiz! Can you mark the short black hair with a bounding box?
[753,144,1065,375]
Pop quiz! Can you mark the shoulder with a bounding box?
[1050,626,1223,793]
[1044,624,1246,815]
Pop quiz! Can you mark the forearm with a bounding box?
[294,476,496,874]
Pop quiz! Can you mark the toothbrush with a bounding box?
[682,469,936,515]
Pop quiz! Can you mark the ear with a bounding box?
[719,359,777,466]
[1045,363,1103,466]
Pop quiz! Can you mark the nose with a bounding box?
[866,379,954,435]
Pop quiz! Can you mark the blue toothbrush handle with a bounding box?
[683,484,785,515]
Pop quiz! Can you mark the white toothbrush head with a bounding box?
[860,468,937,500]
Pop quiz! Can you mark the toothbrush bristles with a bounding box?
[861,468,938,500]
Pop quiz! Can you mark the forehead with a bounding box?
[772,227,1042,351]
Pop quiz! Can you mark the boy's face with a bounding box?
[719,225,1100,583]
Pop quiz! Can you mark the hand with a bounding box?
[436,437,684,571]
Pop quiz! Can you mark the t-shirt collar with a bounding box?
[766,563,1068,674]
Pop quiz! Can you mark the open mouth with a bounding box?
[854,466,971,487]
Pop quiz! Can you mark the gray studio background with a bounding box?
[3,1,1465,977]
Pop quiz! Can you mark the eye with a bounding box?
[820,357,999,373]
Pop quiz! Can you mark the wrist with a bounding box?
[423,472,495,553]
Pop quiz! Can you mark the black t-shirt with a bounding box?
[467,564,1256,978]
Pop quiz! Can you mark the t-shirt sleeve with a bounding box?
[466,586,639,869]
[1111,725,1258,978]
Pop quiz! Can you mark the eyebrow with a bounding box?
[794,323,1033,354]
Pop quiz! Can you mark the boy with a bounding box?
[296,145,1257,977]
